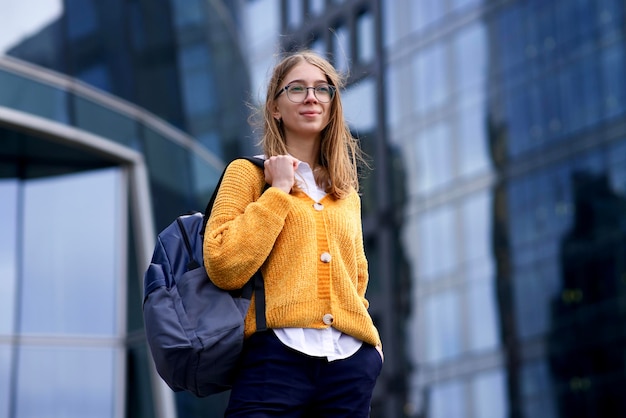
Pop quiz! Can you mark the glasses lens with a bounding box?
[286,84,306,102]
[314,85,334,103]
[285,84,334,103]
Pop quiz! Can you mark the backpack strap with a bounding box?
[176,217,201,271]
[202,156,268,332]
[200,156,265,236]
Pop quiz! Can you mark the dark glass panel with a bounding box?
[0,70,69,123]
[125,343,156,418]
[142,128,195,230]
[73,96,141,150]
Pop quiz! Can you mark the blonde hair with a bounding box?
[257,50,364,199]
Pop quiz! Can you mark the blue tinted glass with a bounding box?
[601,43,626,118]
[411,0,445,31]
[0,71,69,123]
[76,64,111,92]
[73,96,141,149]
[520,361,558,418]
[457,97,490,176]
[414,43,448,114]
[287,0,303,27]
[172,0,204,27]
[16,346,117,418]
[179,44,216,116]
[342,79,376,132]
[472,369,508,418]
[415,122,453,192]
[417,205,457,279]
[333,25,350,73]
[424,290,462,362]
[0,180,18,335]
[454,22,487,92]
[65,0,98,39]
[20,168,121,336]
[429,380,466,418]
[468,280,499,351]
[0,345,11,418]
[357,13,374,63]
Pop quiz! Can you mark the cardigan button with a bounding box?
[320,252,332,263]
[313,202,324,211]
[322,313,334,325]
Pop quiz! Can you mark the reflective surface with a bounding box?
[386,0,626,416]
[1,165,124,417]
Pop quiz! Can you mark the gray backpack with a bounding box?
[142,157,267,397]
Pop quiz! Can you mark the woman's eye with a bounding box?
[289,85,305,93]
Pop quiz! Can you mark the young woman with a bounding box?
[204,50,383,417]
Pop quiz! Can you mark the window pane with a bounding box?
[73,96,141,149]
[0,180,18,335]
[15,346,117,418]
[429,380,466,418]
[308,0,324,16]
[424,290,462,362]
[342,78,376,132]
[414,43,448,114]
[457,98,491,176]
[453,22,487,92]
[417,205,457,279]
[357,12,374,63]
[415,122,453,193]
[333,25,350,73]
[20,168,122,336]
[0,345,11,418]
[468,280,499,351]
[461,192,491,261]
[0,70,69,123]
[287,0,303,28]
[472,369,508,418]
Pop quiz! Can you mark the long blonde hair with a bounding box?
[258,50,364,199]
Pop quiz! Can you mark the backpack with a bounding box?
[142,156,267,398]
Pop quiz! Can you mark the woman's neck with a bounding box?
[286,138,320,168]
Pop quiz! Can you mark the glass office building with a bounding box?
[245,0,626,417]
[3,0,626,417]
[384,0,626,417]
[0,1,250,417]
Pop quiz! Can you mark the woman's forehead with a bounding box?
[283,61,326,82]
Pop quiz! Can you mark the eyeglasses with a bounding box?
[275,83,336,103]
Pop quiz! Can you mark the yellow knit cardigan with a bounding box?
[203,159,381,348]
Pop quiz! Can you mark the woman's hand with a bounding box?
[375,344,384,363]
[264,155,299,194]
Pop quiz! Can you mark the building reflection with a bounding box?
[549,171,626,417]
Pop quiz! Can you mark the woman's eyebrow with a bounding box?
[286,78,328,85]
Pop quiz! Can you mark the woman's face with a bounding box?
[273,61,332,145]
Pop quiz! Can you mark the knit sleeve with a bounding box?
[203,159,293,290]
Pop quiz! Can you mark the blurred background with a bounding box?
[1,0,625,417]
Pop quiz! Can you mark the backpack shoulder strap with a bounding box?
[201,156,267,332]
[200,156,265,235]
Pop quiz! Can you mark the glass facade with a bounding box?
[384,0,626,417]
[3,0,625,417]
[242,0,626,416]
[2,0,254,161]
[0,33,227,418]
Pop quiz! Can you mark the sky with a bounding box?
[0,0,62,54]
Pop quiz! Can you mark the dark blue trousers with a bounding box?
[225,330,383,417]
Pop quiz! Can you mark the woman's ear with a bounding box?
[272,107,282,122]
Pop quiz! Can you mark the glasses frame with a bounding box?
[275,83,337,103]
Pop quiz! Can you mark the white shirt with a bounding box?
[262,157,363,361]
